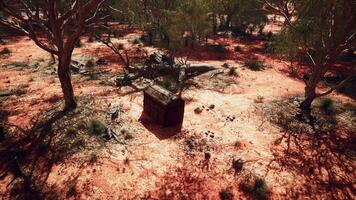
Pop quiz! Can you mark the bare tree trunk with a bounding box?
[58,54,76,110]
[300,84,317,111]
[300,69,324,111]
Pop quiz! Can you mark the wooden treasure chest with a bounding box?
[143,85,185,127]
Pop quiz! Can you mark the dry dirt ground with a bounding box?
[0,30,355,200]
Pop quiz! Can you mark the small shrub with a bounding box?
[140,34,151,45]
[234,46,242,52]
[67,127,77,137]
[85,58,95,68]
[115,43,124,50]
[262,43,274,53]
[88,119,107,135]
[132,38,141,44]
[254,96,264,103]
[121,128,133,140]
[66,181,77,198]
[88,73,97,80]
[89,153,99,164]
[124,157,130,165]
[252,178,269,200]
[289,66,298,77]
[240,175,269,200]
[72,138,86,149]
[245,60,265,71]
[161,77,176,92]
[320,98,336,115]
[0,47,11,55]
[219,187,234,200]
[228,67,237,76]
[234,141,242,149]
[266,31,273,40]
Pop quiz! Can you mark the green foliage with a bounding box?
[252,178,269,200]
[66,181,78,198]
[88,119,107,135]
[111,0,213,50]
[245,60,265,71]
[85,58,95,68]
[211,0,268,34]
[132,38,141,44]
[240,175,269,200]
[234,46,242,52]
[121,128,133,140]
[320,98,336,115]
[262,42,275,54]
[89,153,99,164]
[228,67,237,76]
[275,0,355,65]
[161,76,177,92]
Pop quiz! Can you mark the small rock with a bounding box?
[194,107,203,114]
[232,158,244,172]
[209,104,215,109]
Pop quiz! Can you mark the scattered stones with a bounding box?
[204,131,215,139]
[222,63,229,68]
[225,115,236,122]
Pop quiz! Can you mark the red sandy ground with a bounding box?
[0,28,354,200]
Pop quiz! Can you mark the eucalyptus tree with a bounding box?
[0,0,106,110]
[265,0,356,111]
[211,0,268,35]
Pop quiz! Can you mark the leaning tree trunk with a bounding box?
[58,53,77,110]
[300,68,325,111]
[300,83,317,111]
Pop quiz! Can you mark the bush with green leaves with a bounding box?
[132,38,141,44]
[85,58,95,68]
[88,119,107,135]
[234,46,242,52]
[245,60,265,71]
[228,67,237,76]
[320,98,336,115]
[240,175,269,200]
[121,128,133,140]
[160,76,177,92]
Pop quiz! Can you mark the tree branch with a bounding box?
[316,75,356,98]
